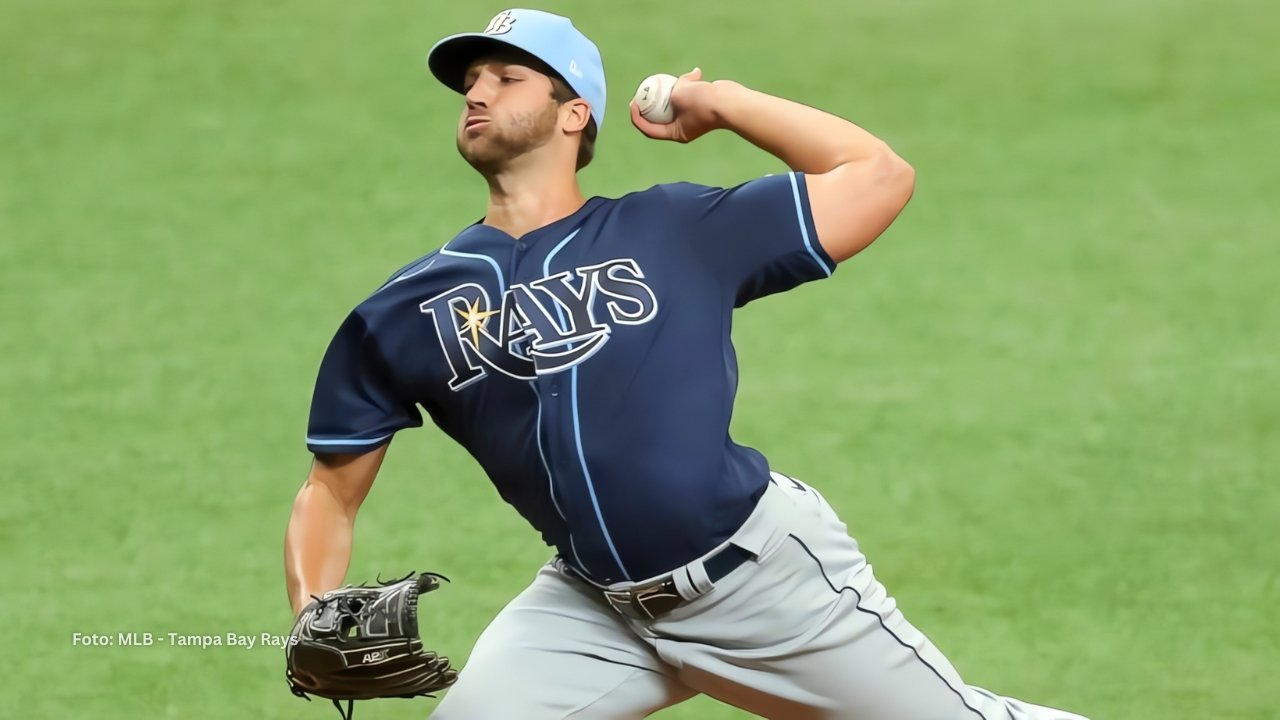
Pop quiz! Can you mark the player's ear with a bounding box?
[561,98,591,135]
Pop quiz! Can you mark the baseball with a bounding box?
[633,73,678,124]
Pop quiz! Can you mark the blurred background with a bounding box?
[3,0,1276,717]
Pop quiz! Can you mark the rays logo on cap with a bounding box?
[483,10,516,35]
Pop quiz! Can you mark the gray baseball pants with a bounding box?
[432,474,1090,719]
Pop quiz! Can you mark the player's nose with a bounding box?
[464,79,493,107]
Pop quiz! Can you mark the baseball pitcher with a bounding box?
[283,8,1091,719]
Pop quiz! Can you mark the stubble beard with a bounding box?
[457,101,559,176]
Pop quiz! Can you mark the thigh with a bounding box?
[432,562,696,720]
[645,479,1025,720]
[731,534,990,719]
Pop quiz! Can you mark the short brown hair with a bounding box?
[549,75,598,171]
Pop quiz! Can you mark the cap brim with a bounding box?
[428,34,542,93]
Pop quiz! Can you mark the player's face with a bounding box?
[457,57,561,174]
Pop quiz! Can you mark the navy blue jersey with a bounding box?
[306,172,836,584]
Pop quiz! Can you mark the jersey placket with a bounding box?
[522,229,632,584]
[509,235,581,573]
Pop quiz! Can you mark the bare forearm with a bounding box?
[283,448,384,615]
[284,480,355,615]
[709,80,894,174]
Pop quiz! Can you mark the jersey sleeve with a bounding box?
[660,172,836,306]
[305,310,423,455]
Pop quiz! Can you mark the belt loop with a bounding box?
[688,558,714,594]
[673,559,714,601]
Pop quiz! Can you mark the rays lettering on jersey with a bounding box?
[419,258,658,391]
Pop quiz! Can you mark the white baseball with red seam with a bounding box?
[633,73,678,124]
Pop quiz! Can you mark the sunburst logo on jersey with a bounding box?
[454,298,500,350]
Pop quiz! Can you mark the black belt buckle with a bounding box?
[604,580,682,620]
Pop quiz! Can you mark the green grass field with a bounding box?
[4,0,1277,717]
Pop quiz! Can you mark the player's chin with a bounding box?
[455,133,485,158]
[456,138,508,174]
[456,126,498,151]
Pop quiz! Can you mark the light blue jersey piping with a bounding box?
[788,172,833,276]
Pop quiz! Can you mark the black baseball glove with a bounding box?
[286,572,458,719]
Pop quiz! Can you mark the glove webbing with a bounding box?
[290,591,361,720]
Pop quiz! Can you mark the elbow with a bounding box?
[810,146,916,263]
[896,154,916,196]
[877,146,915,205]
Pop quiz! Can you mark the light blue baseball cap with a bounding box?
[428,9,607,131]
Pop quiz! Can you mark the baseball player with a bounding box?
[284,8,1090,719]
